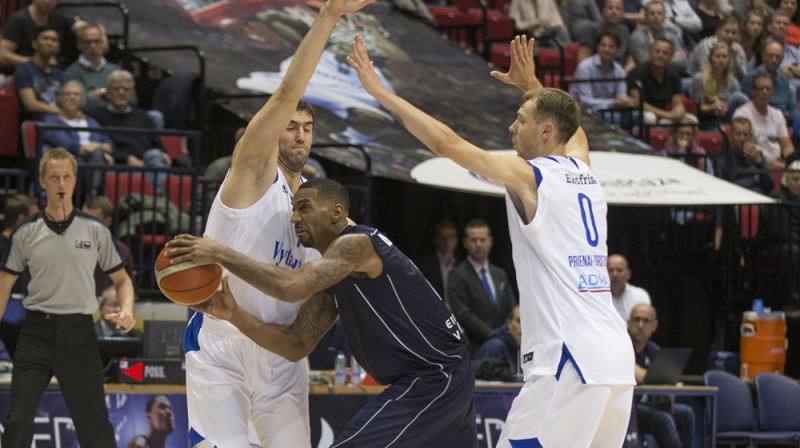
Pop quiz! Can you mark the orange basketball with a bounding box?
[154,246,222,306]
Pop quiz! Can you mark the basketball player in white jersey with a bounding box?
[184,0,374,445]
[349,35,635,447]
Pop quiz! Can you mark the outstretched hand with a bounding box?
[325,0,376,17]
[165,234,224,266]
[347,34,385,96]
[191,277,239,322]
[490,36,541,92]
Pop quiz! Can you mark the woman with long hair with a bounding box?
[739,10,767,70]
[691,41,745,128]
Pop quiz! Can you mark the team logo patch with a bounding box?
[74,240,92,249]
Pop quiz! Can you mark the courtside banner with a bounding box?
[410,151,776,206]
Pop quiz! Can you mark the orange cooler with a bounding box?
[740,311,787,379]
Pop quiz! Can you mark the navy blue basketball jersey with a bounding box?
[327,225,468,385]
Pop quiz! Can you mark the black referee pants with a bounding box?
[1,310,115,448]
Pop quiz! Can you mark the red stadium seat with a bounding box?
[20,120,39,159]
[163,175,195,211]
[696,131,724,156]
[105,172,155,205]
[0,85,19,158]
[647,128,670,151]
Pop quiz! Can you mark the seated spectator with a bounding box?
[740,11,767,71]
[447,219,517,355]
[622,0,646,32]
[734,72,796,167]
[714,116,776,192]
[89,69,170,194]
[64,24,122,112]
[629,303,695,448]
[630,1,689,74]
[82,195,136,297]
[694,0,723,41]
[473,305,522,382]
[508,0,571,44]
[643,0,702,45]
[0,0,85,69]
[94,286,141,338]
[764,11,800,96]
[628,38,691,124]
[416,219,461,298]
[779,0,800,47]
[608,253,652,320]
[731,0,773,25]
[13,26,64,121]
[740,41,797,124]
[576,0,635,70]
[757,160,800,307]
[556,0,601,41]
[661,116,715,173]
[688,16,747,81]
[690,41,746,129]
[40,81,113,192]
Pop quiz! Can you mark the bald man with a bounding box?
[608,254,651,320]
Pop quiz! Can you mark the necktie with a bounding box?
[480,267,497,308]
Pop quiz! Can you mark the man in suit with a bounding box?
[416,219,460,298]
[447,219,517,355]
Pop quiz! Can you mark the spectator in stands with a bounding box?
[473,305,522,381]
[661,116,716,173]
[0,194,38,360]
[734,72,796,167]
[608,253,652,320]
[576,0,635,71]
[758,160,800,307]
[694,0,723,41]
[94,286,140,337]
[630,1,689,74]
[622,0,646,32]
[416,218,461,298]
[447,219,517,355]
[779,0,800,47]
[571,32,636,124]
[765,11,800,94]
[0,0,85,69]
[90,69,170,195]
[65,24,121,112]
[643,0,702,45]
[715,116,776,191]
[740,40,797,124]
[628,38,689,124]
[690,41,747,129]
[740,11,767,71]
[731,0,773,25]
[40,81,113,192]
[13,26,64,120]
[556,0,601,41]
[689,16,747,81]
[508,0,571,45]
[82,195,136,297]
[629,303,695,448]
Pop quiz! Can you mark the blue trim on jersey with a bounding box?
[273,171,279,183]
[184,312,203,353]
[531,162,543,187]
[555,343,587,383]
[510,438,544,448]
[189,427,212,447]
[567,156,579,169]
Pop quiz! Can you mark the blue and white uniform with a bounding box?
[498,156,635,448]
[326,225,476,448]
[185,169,319,448]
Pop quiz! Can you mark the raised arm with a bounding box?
[167,232,377,303]
[193,278,339,362]
[347,34,536,196]
[222,0,375,207]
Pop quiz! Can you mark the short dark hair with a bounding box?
[145,395,168,413]
[651,37,674,52]
[464,218,491,236]
[299,178,350,214]
[753,70,774,86]
[297,100,315,122]
[34,25,60,40]
[596,32,621,49]
[3,194,31,231]
[84,195,114,219]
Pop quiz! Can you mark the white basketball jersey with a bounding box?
[205,169,320,327]
[506,156,633,385]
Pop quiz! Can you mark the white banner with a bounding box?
[410,151,776,205]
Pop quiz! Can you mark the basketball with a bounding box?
[154,246,222,306]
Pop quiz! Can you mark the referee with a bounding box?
[0,147,135,447]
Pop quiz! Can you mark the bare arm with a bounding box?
[0,40,29,67]
[222,0,375,208]
[107,269,135,332]
[18,88,61,115]
[193,277,339,362]
[779,136,795,159]
[0,272,19,323]
[167,232,377,303]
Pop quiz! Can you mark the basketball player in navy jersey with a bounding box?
[348,35,634,447]
[167,178,477,448]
